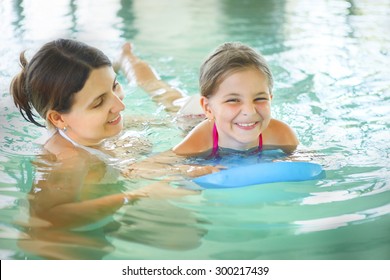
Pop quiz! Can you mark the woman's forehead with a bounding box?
[77,67,115,95]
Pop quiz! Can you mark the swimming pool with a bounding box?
[0,0,389,260]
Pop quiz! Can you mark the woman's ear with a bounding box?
[200,96,214,120]
[46,110,66,130]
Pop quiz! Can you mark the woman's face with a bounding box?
[202,68,272,150]
[61,66,125,146]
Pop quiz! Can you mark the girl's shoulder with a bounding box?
[172,120,213,156]
[263,119,299,153]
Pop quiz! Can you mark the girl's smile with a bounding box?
[235,121,259,130]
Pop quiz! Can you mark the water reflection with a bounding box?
[219,0,287,49]
[294,204,390,234]
[10,0,25,38]
[116,0,138,39]
[4,0,130,47]
[114,198,207,251]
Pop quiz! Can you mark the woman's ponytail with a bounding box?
[10,51,45,127]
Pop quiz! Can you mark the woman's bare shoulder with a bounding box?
[172,120,213,156]
[43,133,85,161]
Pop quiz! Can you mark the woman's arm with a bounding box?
[30,152,206,229]
[30,155,145,229]
[33,191,142,229]
[115,43,184,112]
[121,148,218,179]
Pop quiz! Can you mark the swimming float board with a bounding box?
[193,162,324,189]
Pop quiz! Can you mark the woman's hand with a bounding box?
[129,180,200,199]
[176,164,219,177]
[122,162,219,179]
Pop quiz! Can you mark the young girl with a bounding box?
[117,42,299,158]
[173,42,299,157]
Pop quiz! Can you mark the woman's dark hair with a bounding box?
[10,39,112,127]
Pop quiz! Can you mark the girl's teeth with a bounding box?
[238,122,255,127]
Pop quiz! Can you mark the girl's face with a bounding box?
[201,68,272,150]
[61,66,125,146]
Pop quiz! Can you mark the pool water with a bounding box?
[0,0,389,260]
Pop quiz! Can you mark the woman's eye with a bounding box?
[113,82,121,91]
[93,97,104,108]
[255,97,268,102]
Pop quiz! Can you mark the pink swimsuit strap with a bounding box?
[211,123,262,157]
[211,122,219,157]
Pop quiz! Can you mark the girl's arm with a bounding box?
[173,119,299,156]
[172,120,214,156]
[115,43,184,112]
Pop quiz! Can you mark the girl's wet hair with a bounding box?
[199,42,273,98]
[10,39,112,128]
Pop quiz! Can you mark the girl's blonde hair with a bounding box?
[199,42,273,98]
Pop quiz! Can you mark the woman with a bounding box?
[10,39,208,230]
[10,39,211,259]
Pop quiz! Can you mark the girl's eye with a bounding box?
[254,96,269,102]
[226,98,240,103]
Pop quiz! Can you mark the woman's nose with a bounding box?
[110,93,125,113]
[117,90,125,101]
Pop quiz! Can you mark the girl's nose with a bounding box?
[242,102,257,116]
